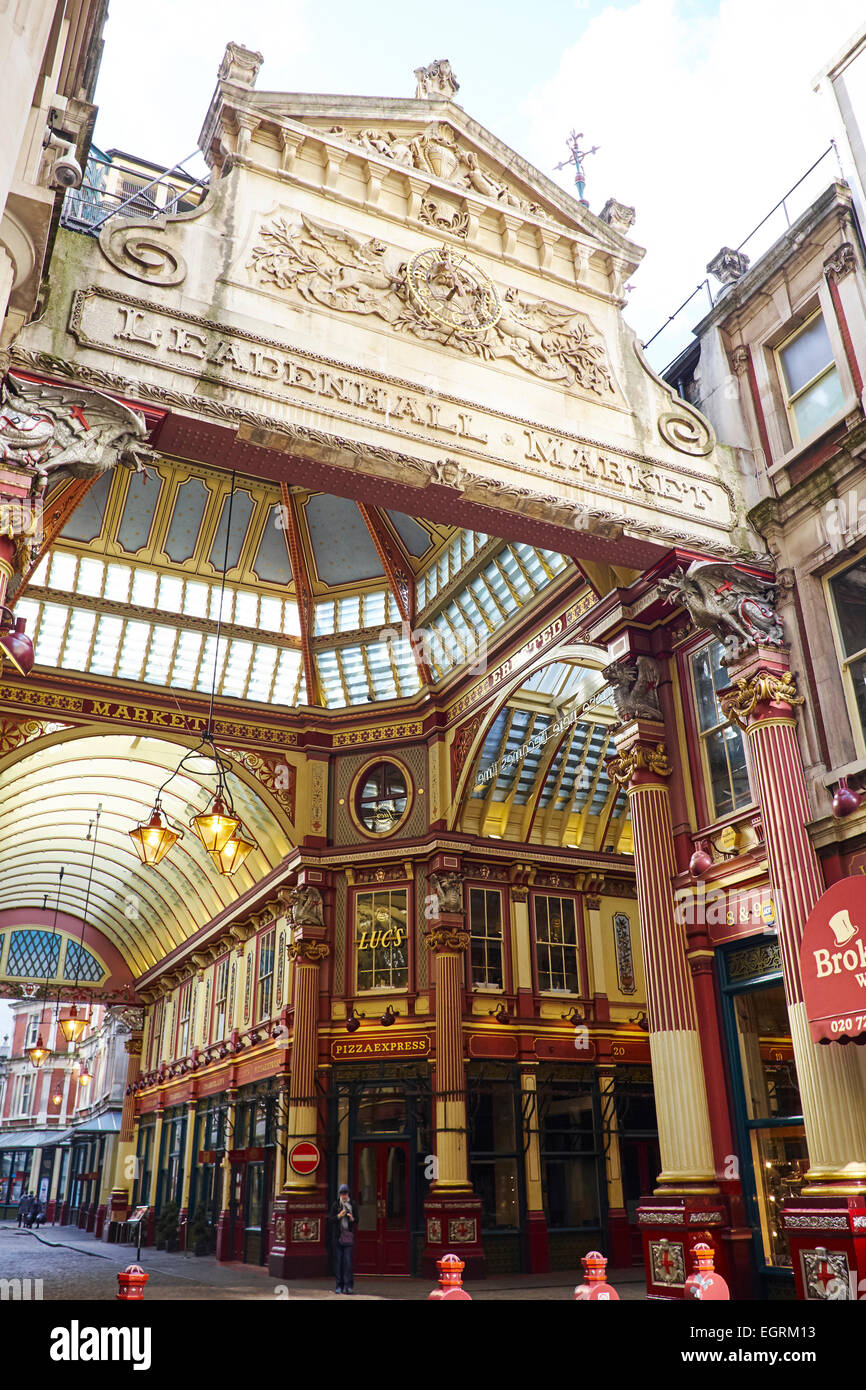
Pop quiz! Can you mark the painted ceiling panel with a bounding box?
[304,494,385,585]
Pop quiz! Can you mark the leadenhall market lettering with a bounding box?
[65,288,734,531]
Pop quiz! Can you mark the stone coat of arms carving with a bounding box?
[249,214,616,396]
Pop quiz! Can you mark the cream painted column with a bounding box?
[179,1099,197,1234]
[608,722,716,1191]
[723,656,866,1189]
[583,893,608,996]
[149,1109,164,1212]
[109,1033,142,1224]
[509,883,534,994]
[427,916,471,1191]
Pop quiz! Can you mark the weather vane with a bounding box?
[555,130,600,207]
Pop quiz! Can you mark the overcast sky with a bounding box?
[88,0,866,366]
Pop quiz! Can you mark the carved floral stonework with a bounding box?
[418,198,469,237]
[613,911,636,994]
[599,198,636,236]
[329,120,546,221]
[721,670,802,728]
[658,561,783,659]
[248,214,616,395]
[607,742,671,789]
[603,654,662,722]
[824,242,857,283]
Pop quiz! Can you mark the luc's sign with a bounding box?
[801,877,866,1041]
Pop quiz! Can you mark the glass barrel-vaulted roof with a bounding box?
[16,459,575,709]
[462,661,632,853]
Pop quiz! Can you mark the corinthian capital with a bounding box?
[606,741,671,790]
[287,940,330,964]
[721,669,802,728]
[425,926,470,954]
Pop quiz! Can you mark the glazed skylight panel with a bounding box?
[314,640,421,707]
[15,595,307,707]
[417,528,488,607]
[31,551,302,637]
[313,589,399,637]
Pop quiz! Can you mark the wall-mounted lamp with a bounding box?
[488,1002,510,1024]
[561,1006,584,1025]
[380,1005,399,1027]
[346,1007,366,1034]
[629,1011,649,1032]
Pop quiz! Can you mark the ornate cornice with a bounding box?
[606,741,671,789]
[721,670,802,729]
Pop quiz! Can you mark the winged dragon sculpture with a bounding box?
[658,561,783,659]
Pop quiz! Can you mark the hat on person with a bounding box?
[339,1184,349,1193]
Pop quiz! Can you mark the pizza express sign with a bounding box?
[801,877,866,1042]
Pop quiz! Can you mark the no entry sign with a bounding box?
[801,876,866,1042]
[288,1141,321,1175]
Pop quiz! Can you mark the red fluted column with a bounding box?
[422,871,485,1278]
[268,878,330,1279]
[722,652,866,1189]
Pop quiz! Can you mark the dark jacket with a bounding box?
[329,1196,359,1246]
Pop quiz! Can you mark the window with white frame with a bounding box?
[534,894,580,993]
[213,957,229,1041]
[689,639,752,820]
[176,983,191,1057]
[828,556,866,750]
[257,929,275,1022]
[469,889,504,988]
[25,1013,40,1048]
[777,311,845,443]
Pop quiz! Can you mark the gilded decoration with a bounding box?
[606,742,671,789]
[649,1239,686,1286]
[426,927,470,953]
[286,940,330,963]
[721,671,802,729]
[727,943,781,982]
[291,1218,321,1243]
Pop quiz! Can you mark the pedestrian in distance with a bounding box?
[329,1182,358,1294]
[16,1191,29,1228]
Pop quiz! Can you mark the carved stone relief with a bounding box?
[249,214,616,395]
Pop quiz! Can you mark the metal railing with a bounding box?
[61,151,208,236]
[642,143,843,373]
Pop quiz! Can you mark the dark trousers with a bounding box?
[335,1241,354,1290]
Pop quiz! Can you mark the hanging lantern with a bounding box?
[208,825,256,876]
[129,803,180,865]
[191,795,239,854]
[27,1033,50,1068]
[77,1061,91,1086]
[59,1003,86,1045]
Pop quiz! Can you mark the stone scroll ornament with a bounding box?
[0,373,156,494]
[248,215,616,395]
[657,561,784,661]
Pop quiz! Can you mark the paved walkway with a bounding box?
[0,1222,645,1300]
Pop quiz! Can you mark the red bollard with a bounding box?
[574,1250,620,1300]
[684,1243,730,1300]
[428,1252,472,1300]
[116,1264,149,1300]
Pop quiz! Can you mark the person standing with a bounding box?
[16,1191,28,1228]
[329,1183,358,1294]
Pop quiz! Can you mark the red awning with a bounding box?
[801,876,866,1043]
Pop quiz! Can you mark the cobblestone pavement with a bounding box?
[0,1223,645,1300]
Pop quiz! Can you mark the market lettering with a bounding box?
[522,429,714,511]
[813,938,866,977]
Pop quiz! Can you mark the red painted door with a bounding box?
[353,1141,410,1275]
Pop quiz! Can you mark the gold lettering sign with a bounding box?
[331,1035,430,1059]
[356,926,406,952]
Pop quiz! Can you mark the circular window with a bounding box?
[354,760,410,836]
